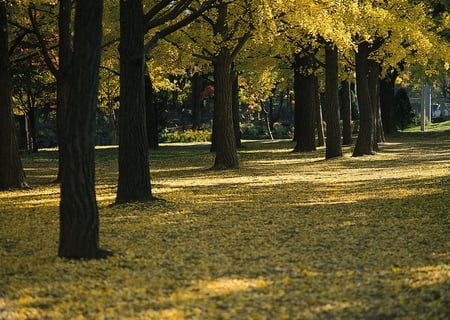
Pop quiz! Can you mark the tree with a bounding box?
[58,0,108,259]
[116,0,152,204]
[324,42,342,159]
[0,1,28,190]
[353,41,375,156]
[293,52,316,152]
[116,0,216,203]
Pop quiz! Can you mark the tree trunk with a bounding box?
[145,71,159,150]
[314,77,325,147]
[116,0,153,203]
[353,41,375,156]
[293,53,316,152]
[192,71,202,130]
[369,60,383,151]
[232,67,241,148]
[0,2,28,190]
[341,80,352,146]
[58,0,105,259]
[55,0,72,183]
[325,43,342,159]
[212,48,239,169]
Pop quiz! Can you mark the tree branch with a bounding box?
[28,4,59,77]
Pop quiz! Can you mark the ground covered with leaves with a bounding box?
[1,132,449,319]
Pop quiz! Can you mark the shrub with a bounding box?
[161,129,211,143]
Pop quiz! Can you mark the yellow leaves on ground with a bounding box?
[1,136,450,319]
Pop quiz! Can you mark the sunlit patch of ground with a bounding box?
[1,135,449,319]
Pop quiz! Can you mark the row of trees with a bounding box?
[1,0,450,259]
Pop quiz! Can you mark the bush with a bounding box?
[161,129,211,143]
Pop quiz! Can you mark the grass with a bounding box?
[1,131,450,319]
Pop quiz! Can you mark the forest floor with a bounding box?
[1,129,450,319]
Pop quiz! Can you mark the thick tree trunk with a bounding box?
[145,71,159,150]
[341,80,352,146]
[212,48,239,169]
[293,54,316,152]
[55,0,72,183]
[0,2,28,190]
[58,0,105,259]
[325,43,342,159]
[116,0,153,203]
[353,41,375,157]
[192,71,202,130]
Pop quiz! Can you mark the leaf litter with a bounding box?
[1,136,449,319]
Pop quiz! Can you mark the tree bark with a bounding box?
[54,0,72,182]
[325,43,342,159]
[314,77,325,147]
[192,70,202,130]
[212,48,239,169]
[0,1,28,190]
[369,60,383,151]
[58,0,105,259]
[341,80,352,146]
[293,53,316,152]
[353,41,375,156]
[232,67,241,148]
[116,0,153,203]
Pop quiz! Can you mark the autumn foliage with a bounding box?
[1,132,449,319]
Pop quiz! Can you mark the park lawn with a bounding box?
[1,133,449,319]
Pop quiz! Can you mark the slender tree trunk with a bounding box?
[293,54,316,152]
[192,71,202,130]
[315,77,325,147]
[369,60,383,151]
[58,0,106,259]
[0,1,28,189]
[116,0,153,203]
[212,48,239,169]
[353,41,375,156]
[325,43,342,159]
[341,80,352,146]
[232,67,241,147]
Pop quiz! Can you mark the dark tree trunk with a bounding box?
[58,0,105,259]
[369,60,383,151]
[28,107,38,153]
[325,43,342,159]
[380,71,398,135]
[192,71,202,130]
[293,53,316,152]
[0,2,28,189]
[314,77,325,147]
[55,0,72,183]
[212,48,239,169]
[353,41,375,156]
[116,0,153,203]
[145,71,159,150]
[232,67,241,148]
[341,80,352,146]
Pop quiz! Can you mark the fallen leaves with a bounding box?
[1,136,449,319]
